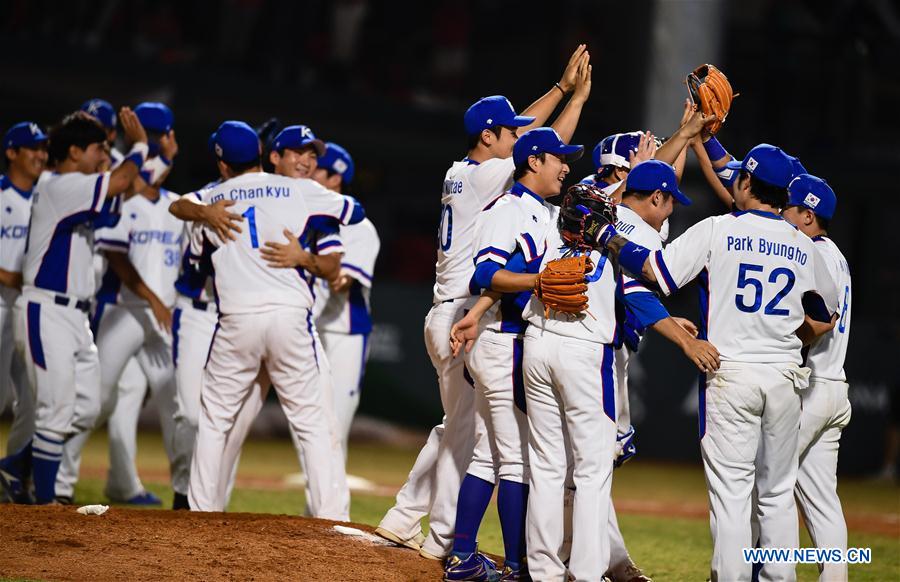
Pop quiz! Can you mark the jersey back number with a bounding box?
[734,262,796,316]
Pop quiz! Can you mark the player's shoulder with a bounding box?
[811,235,849,271]
[616,205,661,250]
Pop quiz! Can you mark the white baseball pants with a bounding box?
[57,303,177,499]
[701,361,808,582]
[170,297,218,496]
[188,308,348,520]
[795,378,851,582]
[319,330,368,457]
[465,329,528,485]
[1,296,33,454]
[524,328,617,582]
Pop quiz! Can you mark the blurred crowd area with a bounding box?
[1,0,898,465]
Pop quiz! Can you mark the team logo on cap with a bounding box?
[804,193,820,208]
[29,123,39,135]
[86,101,100,114]
[486,118,493,125]
[333,159,348,174]
[214,143,223,157]
[746,157,758,172]
[301,126,313,139]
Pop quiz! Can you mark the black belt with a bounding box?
[54,295,91,313]
[192,299,210,311]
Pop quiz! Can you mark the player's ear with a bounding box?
[67,144,83,162]
[480,128,494,147]
[326,174,342,191]
[527,154,542,173]
[5,147,16,162]
[269,149,280,167]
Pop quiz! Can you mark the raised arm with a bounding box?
[549,50,592,142]
[518,45,588,133]
[107,108,148,197]
[655,110,716,166]
[691,139,735,209]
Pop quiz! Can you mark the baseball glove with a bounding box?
[559,183,618,252]
[686,64,735,135]
[534,255,592,317]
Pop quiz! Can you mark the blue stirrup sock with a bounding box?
[451,474,495,555]
[497,479,529,564]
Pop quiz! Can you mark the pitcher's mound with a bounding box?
[0,505,443,581]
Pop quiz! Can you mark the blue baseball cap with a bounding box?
[788,174,836,220]
[271,125,325,156]
[211,121,261,164]
[464,96,535,136]
[724,143,794,188]
[790,156,807,178]
[512,127,583,167]
[3,122,48,149]
[80,99,117,129]
[318,142,355,185]
[592,131,642,170]
[626,160,692,206]
[134,102,174,133]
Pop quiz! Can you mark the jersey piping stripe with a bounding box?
[307,309,319,371]
[171,307,182,367]
[474,246,511,264]
[342,263,372,283]
[697,267,711,439]
[653,250,677,295]
[317,239,343,251]
[519,232,539,262]
[600,344,615,422]
[512,337,526,413]
[26,301,46,369]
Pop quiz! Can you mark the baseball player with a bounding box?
[376,44,593,559]
[54,103,182,505]
[0,122,48,502]
[782,175,852,582]
[185,121,361,517]
[310,142,380,457]
[591,145,840,581]
[13,109,149,504]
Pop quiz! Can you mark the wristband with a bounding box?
[618,240,651,278]
[703,136,728,163]
[554,82,566,96]
[123,142,149,169]
[595,223,618,248]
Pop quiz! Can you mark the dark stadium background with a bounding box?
[1,0,897,474]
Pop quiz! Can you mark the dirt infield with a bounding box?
[0,505,443,581]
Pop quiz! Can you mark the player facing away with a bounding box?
[591,146,840,582]
[11,109,150,504]
[0,122,48,502]
[782,175,852,582]
[375,44,594,559]
[186,121,361,518]
[311,142,381,457]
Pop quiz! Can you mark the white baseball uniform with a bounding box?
[0,176,35,455]
[522,227,619,581]
[314,217,380,456]
[56,189,183,501]
[187,172,354,519]
[379,156,514,556]
[17,170,118,502]
[794,235,852,582]
[647,209,838,582]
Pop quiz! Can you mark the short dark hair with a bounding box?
[223,157,261,175]
[740,170,788,208]
[466,126,503,151]
[621,188,671,202]
[48,111,107,165]
[513,152,546,181]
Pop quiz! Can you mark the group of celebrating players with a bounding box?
[0,99,378,518]
[0,43,852,582]
[371,46,851,582]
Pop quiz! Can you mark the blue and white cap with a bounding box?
[513,127,583,166]
[464,96,535,136]
[211,121,261,164]
[592,131,642,170]
[80,99,117,129]
[3,122,49,149]
[134,102,174,133]
[720,150,807,190]
[626,160,692,206]
[318,142,355,185]
[788,174,836,220]
[272,125,325,157]
[724,143,794,188]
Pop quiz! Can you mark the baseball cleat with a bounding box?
[52,495,73,505]
[120,491,163,506]
[608,559,652,582]
[499,560,531,581]
[172,492,190,510]
[443,548,500,582]
[374,526,425,551]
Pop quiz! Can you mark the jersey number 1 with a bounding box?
[242,206,259,249]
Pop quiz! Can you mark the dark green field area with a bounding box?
[3,426,898,581]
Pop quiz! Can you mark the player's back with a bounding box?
[699,211,831,363]
[198,173,352,314]
[805,235,851,381]
[433,157,514,303]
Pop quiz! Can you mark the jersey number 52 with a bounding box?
[734,262,795,316]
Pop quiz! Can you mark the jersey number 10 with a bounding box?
[438,204,452,251]
[734,262,795,316]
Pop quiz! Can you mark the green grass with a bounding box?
[2,425,898,581]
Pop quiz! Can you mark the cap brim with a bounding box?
[557,144,584,163]
[300,138,326,157]
[508,115,535,128]
[672,187,692,206]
